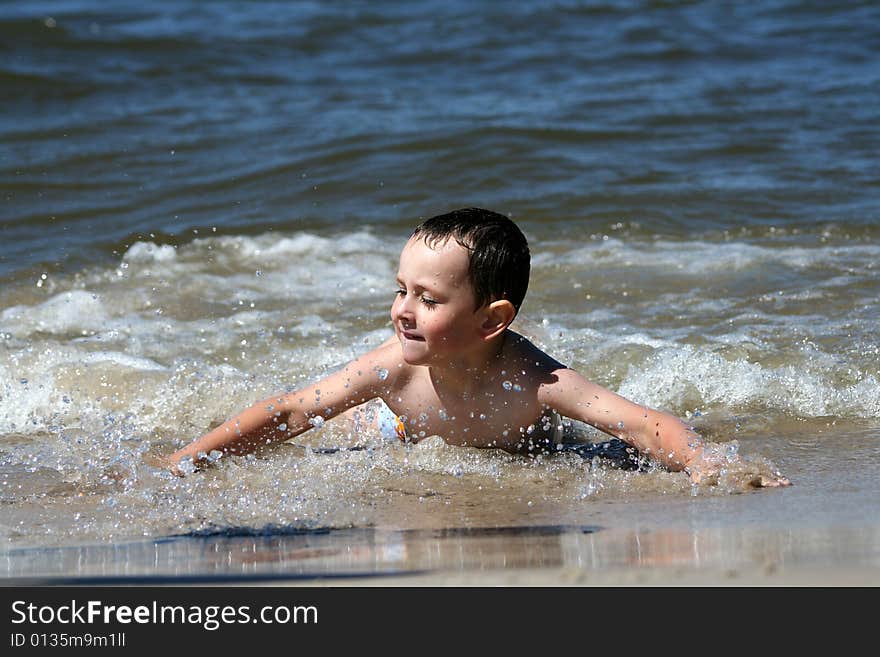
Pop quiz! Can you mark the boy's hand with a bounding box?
[747,473,792,488]
[686,442,791,489]
[689,468,791,488]
[143,452,186,477]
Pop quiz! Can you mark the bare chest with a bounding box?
[387,381,559,451]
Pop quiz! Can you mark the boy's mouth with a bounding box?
[400,329,425,342]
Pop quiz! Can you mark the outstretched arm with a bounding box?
[164,385,320,471]
[163,345,397,473]
[540,368,790,487]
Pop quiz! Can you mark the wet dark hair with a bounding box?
[410,207,530,314]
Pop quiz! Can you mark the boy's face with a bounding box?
[391,236,483,365]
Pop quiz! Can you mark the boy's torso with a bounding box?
[380,331,566,453]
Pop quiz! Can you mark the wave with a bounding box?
[532,234,880,276]
[616,344,880,419]
[0,229,876,437]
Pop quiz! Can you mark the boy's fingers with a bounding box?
[144,452,186,477]
[687,469,719,487]
[691,467,791,489]
[750,474,792,488]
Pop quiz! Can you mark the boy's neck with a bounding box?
[427,331,508,394]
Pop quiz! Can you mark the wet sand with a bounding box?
[3,529,880,587]
[5,518,879,587]
[317,565,879,586]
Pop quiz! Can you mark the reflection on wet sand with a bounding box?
[4,524,880,585]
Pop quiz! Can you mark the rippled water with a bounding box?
[1,1,879,577]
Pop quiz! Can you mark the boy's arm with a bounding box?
[539,367,790,487]
[163,345,397,473]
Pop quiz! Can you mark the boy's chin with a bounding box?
[398,338,431,365]
[401,349,430,366]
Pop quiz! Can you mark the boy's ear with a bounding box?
[479,300,516,340]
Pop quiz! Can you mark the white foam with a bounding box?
[0,290,109,336]
[617,344,880,418]
[0,341,171,436]
[78,351,168,372]
[289,314,335,337]
[109,232,398,309]
[533,237,880,277]
[123,242,178,263]
[205,230,395,265]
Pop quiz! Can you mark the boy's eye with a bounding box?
[394,288,436,308]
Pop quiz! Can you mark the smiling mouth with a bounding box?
[401,330,425,342]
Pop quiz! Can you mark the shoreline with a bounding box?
[5,565,878,587]
[5,519,879,587]
[288,565,880,587]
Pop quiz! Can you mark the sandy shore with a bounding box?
[293,564,880,587]
[6,520,878,587]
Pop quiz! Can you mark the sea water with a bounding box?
[2,0,879,579]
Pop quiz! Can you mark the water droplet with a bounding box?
[376,368,389,381]
[502,380,513,391]
[308,416,325,428]
[177,456,197,475]
[439,409,449,421]
[255,270,263,277]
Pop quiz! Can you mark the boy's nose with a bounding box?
[391,294,413,322]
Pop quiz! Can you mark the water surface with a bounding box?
[2,0,878,581]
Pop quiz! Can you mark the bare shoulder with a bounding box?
[502,330,566,375]
[502,331,610,404]
[338,337,410,388]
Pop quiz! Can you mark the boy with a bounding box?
[165,208,789,487]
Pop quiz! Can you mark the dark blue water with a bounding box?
[1,0,880,560]
[3,0,878,279]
